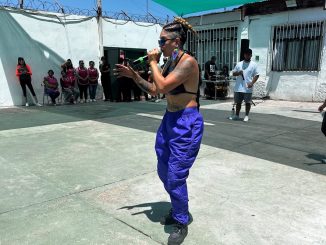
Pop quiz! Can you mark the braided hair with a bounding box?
[162,17,197,47]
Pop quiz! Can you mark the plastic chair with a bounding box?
[42,83,61,105]
[42,83,50,105]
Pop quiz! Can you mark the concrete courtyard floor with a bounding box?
[0,98,325,245]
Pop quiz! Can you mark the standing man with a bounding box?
[204,56,217,99]
[204,56,217,80]
[99,56,112,101]
[230,48,259,122]
[318,99,326,163]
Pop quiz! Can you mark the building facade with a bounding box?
[186,0,326,101]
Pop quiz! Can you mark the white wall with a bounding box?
[103,20,161,50]
[0,8,162,106]
[244,7,326,101]
[188,7,326,101]
[0,9,99,106]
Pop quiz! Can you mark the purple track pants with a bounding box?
[155,107,204,225]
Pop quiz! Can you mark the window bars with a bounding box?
[186,26,238,72]
[272,21,324,72]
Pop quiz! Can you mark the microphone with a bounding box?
[133,48,162,65]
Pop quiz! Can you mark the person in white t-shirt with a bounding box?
[230,48,259,122]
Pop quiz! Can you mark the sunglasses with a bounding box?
[158,38,175,47]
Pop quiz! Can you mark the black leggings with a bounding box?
[78,84,89,100]
[101,76,112,101]
[19,76,36,97]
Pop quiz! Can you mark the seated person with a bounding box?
[218,65,230,88]
[219,65,229,78]
[43,70,60,105]
[60,70,79,104]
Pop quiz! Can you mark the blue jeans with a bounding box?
[89,84,98,100]
[155,107,204,225]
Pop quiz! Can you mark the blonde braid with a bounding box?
[173,17,197,35]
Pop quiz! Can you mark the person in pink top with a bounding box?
[61,59,76,83]
[43,70,60,105]
[60,70,79,104]
[88,61,99,102]
[76,60,89,103]
[16,57,42,106]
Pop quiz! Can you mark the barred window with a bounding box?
[186,27,238,72]
[272,21,324,71]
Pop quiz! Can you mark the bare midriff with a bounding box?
[166,93,197,112]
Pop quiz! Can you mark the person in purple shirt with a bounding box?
[43,70,60,105]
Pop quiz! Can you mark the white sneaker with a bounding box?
[25,102,29,107]
[243,116,249,122]
[36,103,42,107]
[229,115,239,120]
[80,100,84,104]
[93,99,96,102]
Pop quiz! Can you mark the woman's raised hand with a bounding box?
[148,48,161,63]
[114,64,138,80]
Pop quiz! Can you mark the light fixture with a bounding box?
[285,0,297,8]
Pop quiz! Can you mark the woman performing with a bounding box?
[115,17,204,245]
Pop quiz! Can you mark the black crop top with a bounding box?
[161,52,197,96]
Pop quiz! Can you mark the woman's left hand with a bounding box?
[114,64,137,79]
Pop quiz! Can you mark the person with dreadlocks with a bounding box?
[115,17,204,244]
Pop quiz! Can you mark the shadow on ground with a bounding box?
[119,201,171,223]
[1,101,325,176]
[119,201,193,234]
[305,153,326,166]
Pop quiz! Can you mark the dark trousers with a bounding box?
[121,78,132,102]
[133,84,141,101]
[19,76,36,97]
[322,113,326,137]
[101,76,112,101]
[78,84,89,100]
[144,92,149,100]
[46,89,60,104]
